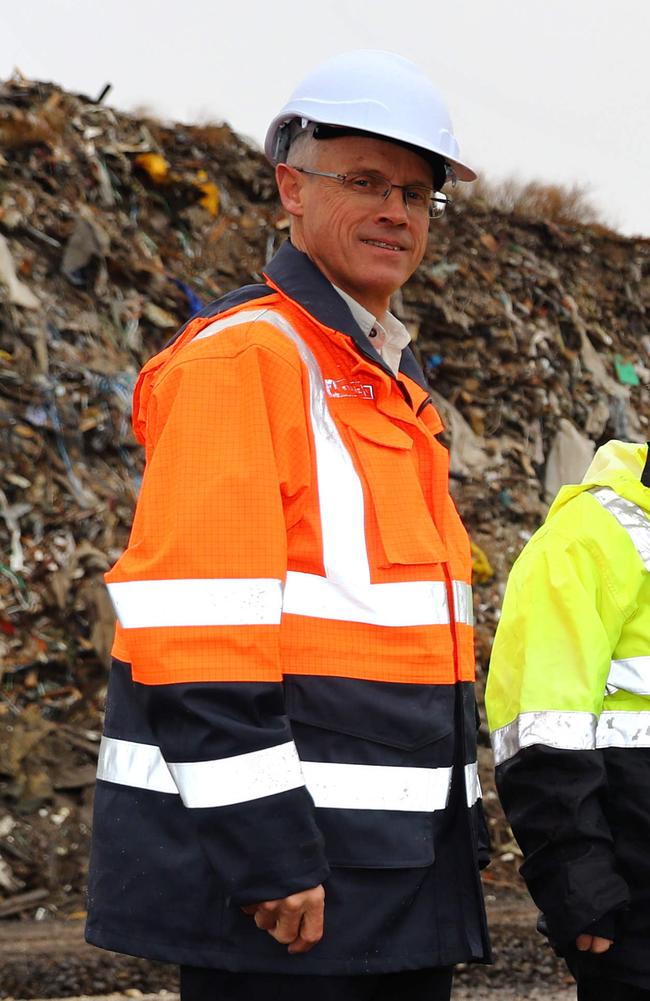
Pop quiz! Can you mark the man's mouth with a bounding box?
[361,239,405,252]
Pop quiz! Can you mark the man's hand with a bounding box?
[575,934,613,954]
[241,885,325,954]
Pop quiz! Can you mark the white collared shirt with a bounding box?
[333,285,411,377]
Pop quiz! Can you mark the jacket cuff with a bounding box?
[579,911,619,942]
[523,844,630,946]
[229,832,330,905]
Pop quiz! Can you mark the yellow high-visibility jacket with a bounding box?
[486,440,650,981]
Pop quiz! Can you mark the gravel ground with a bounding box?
[2,890,578,1000]
[14,987,576,1001]
[14,996,179,1001]
[454,990,574,1000]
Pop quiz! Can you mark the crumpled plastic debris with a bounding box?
[134,151,170,183]
[471,542,494,584]
[614,354,640,386]
[196,170,220,216]
[429,389,496,479]
[0,234,40,308]
[61,211,110,287]
[544,419,596,502]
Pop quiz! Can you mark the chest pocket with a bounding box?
[341,411,448,568]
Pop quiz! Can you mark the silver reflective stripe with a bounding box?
[168,741,305,807]
[284,572,449,627]
[97,736,455,813]
[301,760,453,812]
[97,736,306,806]
[596,711,650,748]
[491,710,597,765]
[97,735,178,794]
[107,578,283,629]
[453,580,474,626]
[194,307,271,341]
[606,656,650,696]
[591,487,650,570]
[464,761,481,807]
[265,313,371,591]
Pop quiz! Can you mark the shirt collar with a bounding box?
[332,284,411,354]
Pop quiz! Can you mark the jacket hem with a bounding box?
[85,924,488,974]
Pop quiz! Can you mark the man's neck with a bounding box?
[330,283,389,325]
[288,235,390,320]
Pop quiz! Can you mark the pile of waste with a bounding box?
[0,75,648,919]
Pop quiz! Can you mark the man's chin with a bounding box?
[362,273,410,304]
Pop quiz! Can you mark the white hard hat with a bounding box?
[265,49,476,183]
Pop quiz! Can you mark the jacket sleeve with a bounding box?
[106,329,330,904]
[485,505,631,945]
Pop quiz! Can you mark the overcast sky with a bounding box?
[2,0,649,237]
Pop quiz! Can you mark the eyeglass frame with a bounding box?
[292,166,449,219]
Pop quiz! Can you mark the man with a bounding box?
[86,49,490,1001]
[486,440,650,1000]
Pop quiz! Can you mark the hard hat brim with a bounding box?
[265,111,476,182]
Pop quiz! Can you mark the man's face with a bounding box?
[278,136,433,317]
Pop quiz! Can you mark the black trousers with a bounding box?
[180,965,453,1001]
[576,980,650,1001]
[566,950,650,1001]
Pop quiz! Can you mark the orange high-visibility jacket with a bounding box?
[86,242,490,973]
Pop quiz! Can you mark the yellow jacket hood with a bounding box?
[548,440,650,520]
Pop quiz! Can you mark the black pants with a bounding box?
[180,965,454,1001]
[566,951,650,1001]
[576,980,650,1001]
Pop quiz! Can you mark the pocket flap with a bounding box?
[333,398,414,449]
[286,676,455,751]
[352,420,414,450]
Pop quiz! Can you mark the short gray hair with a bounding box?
[285,125,321,169]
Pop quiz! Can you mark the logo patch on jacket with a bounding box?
[325,379,374,400]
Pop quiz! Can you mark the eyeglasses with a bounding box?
[294,167,449,219]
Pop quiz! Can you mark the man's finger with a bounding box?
[590,936,613,954]
[287,899,324,954]
[254,906,279,932]
[576,933,613,954]
[268,899,303,944]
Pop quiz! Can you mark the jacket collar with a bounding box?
[264,241,429,393]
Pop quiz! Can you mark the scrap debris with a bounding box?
[0,74,648,919]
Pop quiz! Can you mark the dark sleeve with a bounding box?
[496,745,629,945]
[142,679,330,905]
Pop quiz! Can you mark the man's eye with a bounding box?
[349,175,374,190]
[406,188,429,206]
[347,174,388,196]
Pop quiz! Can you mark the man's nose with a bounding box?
[377,185,409,222]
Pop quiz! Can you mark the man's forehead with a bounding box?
[314,135,433,182]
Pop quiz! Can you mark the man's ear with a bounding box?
[276,164,305,218]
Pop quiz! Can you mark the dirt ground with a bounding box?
[7,988,577,1000]
[0,888,577,1001]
